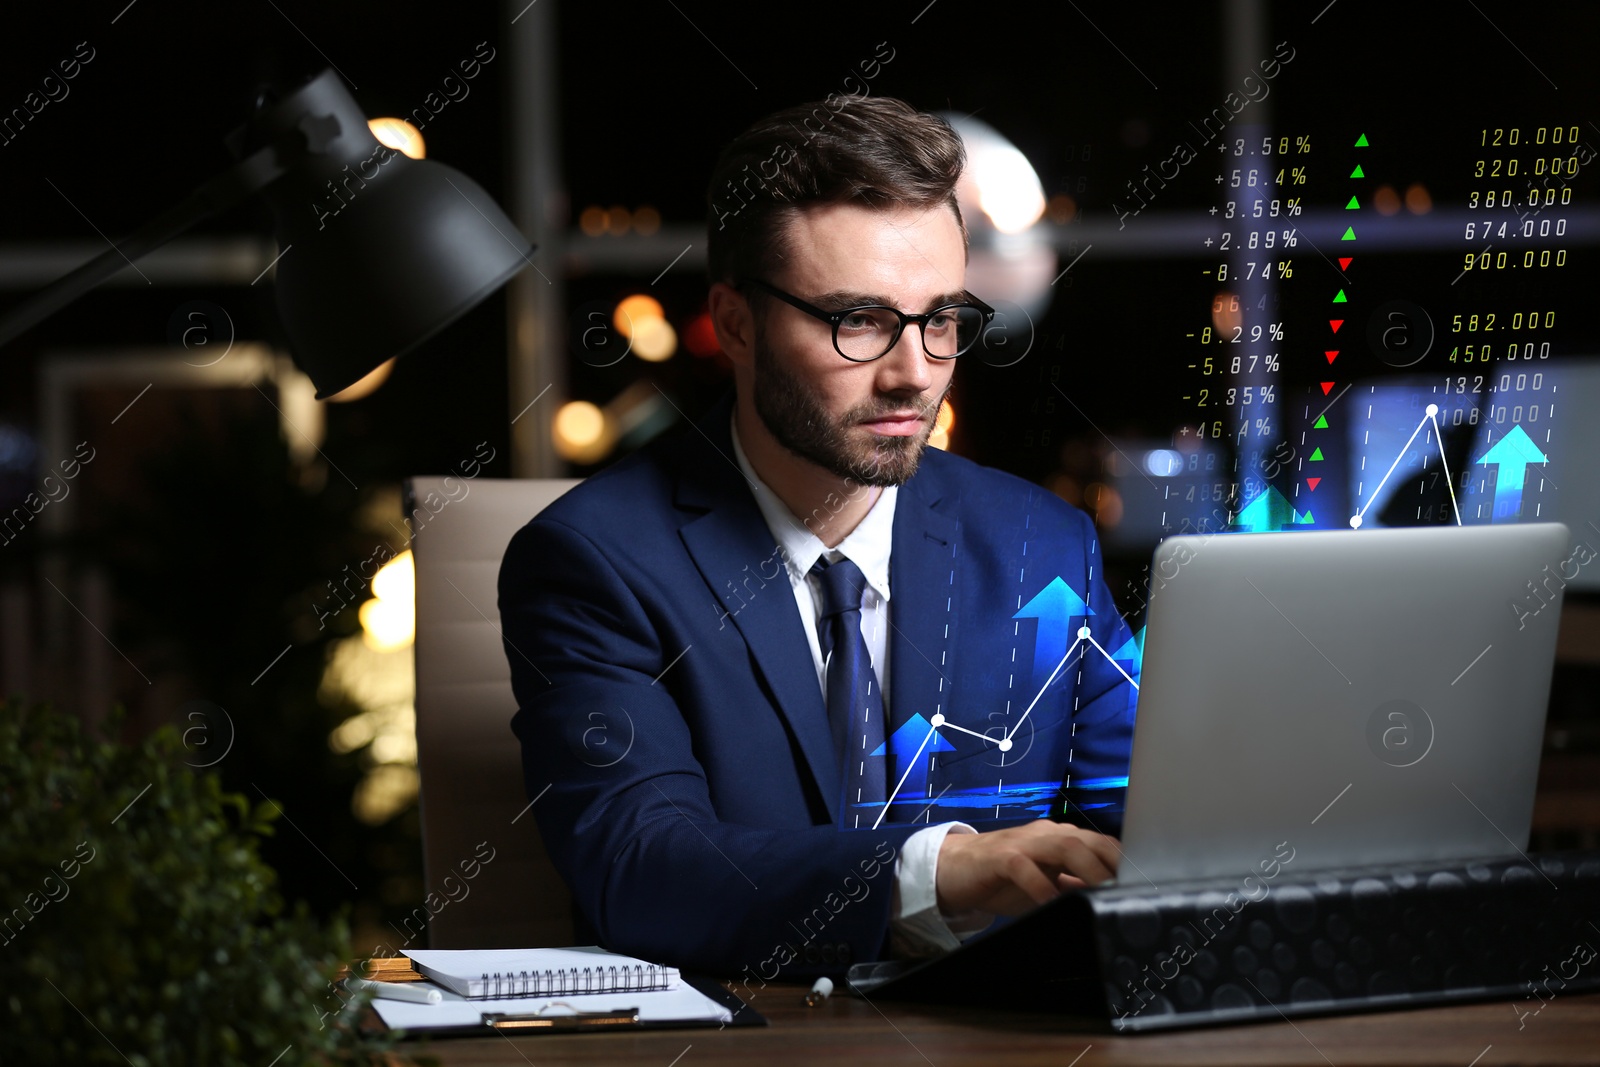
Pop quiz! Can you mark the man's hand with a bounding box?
[935,821,1120,917]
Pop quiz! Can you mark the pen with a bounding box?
[346,976,443,1004]
[805,976,833,1007]
[483,1008,641,1029]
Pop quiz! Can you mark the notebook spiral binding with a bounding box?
[479,964,673,998]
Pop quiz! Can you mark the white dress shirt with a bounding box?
[729,415,990,956]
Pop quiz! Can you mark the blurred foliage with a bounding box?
[0,700,430,1065]
[74,397,425,942]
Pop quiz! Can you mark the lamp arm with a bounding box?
[0,144,289,348]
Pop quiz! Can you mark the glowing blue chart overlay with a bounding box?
[867,576,1139,828]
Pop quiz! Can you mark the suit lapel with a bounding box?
[673,397,841,821]
[888,465,961,743]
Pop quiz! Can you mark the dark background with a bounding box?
[2,0,1597,944]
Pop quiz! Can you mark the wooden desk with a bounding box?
[405,982,1600,1065]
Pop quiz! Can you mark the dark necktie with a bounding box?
[811,556,888,827]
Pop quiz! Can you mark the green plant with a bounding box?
[0,700,415,1066]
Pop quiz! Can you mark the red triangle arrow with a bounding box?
[1329,319,1344,333]
[1338,257,1353,270]
[1325,350,1340,363]
[1307,477,1322,491]
[1320,381,1335,394]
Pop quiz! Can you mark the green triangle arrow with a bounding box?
[1341,226,1356,240]
[1355,134,1369,147]
[1350,164,1365,178]
[1333,289,1348,303]
[1310,446,1324,461]
[1314,415,1330,429]
[1345,195,1361,209]
[1235,487,1300,532]
[1294,509,1315,525]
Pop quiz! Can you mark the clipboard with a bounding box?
[367,974,766,1038]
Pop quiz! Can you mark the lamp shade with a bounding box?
[244,71,534,397]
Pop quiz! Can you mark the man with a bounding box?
[498,97,1136,981]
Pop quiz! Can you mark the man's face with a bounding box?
[750,202,965,487]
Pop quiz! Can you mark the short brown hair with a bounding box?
[705,95,967,287]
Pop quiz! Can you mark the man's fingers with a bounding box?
[1059,839,1114,885]
[938,823,1126,915]
[1079,830,1123,875]
[1003,849,1066,908]
[1043,823,1121,871]
[1048,831,1116,886]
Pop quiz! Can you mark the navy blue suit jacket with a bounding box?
[498,392,1136,979]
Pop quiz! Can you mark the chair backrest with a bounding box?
[405,475,581,949]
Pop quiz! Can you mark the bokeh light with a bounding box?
[613,294,664,339]
[359,550,414,653]
[631,317,677,362]
[553,400,613,463]
[928,398,956,451]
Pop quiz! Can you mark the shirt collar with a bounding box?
[730,411,895,602]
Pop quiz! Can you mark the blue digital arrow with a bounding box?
[1476,424,1547,521]
[1233,486,1306,532]
[873,713,955,800]
[1111,626,1146,675]
[1013,576,1094,688]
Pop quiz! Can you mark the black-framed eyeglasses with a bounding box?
[741,278,995,363]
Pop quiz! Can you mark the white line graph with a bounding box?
[1349,403,1461,529]
[871,625,1138,827]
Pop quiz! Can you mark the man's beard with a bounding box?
[751,330,948,488]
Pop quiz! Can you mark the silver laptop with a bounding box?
[1115,522,1571,887]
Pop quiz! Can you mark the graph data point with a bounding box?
[1426,403,1439,417]
[1077,625,1092,639]
[1350,515,1363,529]
[998,738,1014,753]
[930,713,945,728]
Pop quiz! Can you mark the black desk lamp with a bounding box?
[0,69,534,398]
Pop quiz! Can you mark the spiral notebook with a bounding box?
[402,946,678,999]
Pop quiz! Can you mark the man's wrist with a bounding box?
[888,822,990,957]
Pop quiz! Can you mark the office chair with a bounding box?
[404,475,580,949]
